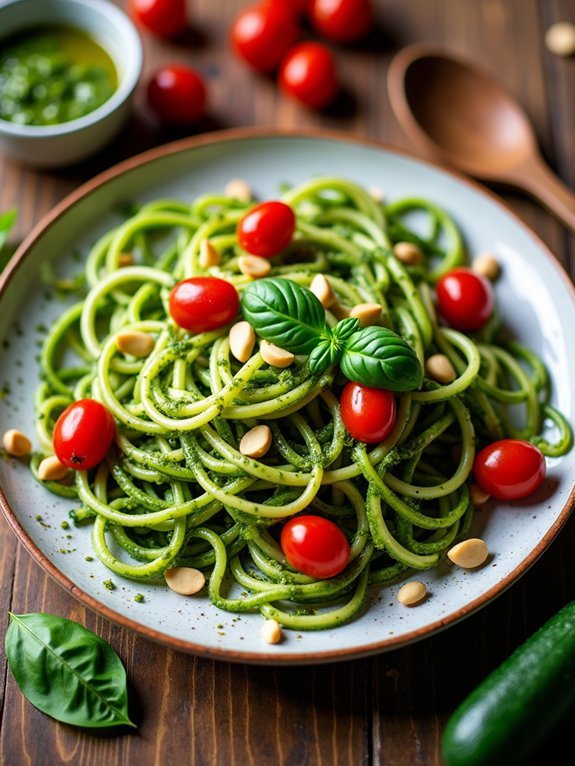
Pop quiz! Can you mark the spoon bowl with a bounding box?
[388,44,575,231]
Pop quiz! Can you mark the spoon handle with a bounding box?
[511,154,575,233]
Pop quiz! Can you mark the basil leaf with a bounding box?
[5,612,136,729]
[308,317,360,374]
[340,327,423,391]
[241,277,326,354]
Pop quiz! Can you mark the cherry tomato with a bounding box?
[435,268,494,332]
[267,0,308,17]
[308,0,375,43]
[473,439,546,501]
[129,0,187,39]
[281,515,350,579]
[237,201,295,258]
[147,65,207,125]
[53,399,115,470]
[279,42,339,109]
[340,382,397,444]
[169,277,239,333]
[230,3,300,73]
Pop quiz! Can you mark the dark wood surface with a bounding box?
[1,1,575,764]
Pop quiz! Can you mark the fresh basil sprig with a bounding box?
[241,278,422,391]
[0,209,17,271]
[5,612,136,728]
[340,326,423,390]
[240,277,328,354]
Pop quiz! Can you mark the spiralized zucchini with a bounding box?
[33,176,572,631]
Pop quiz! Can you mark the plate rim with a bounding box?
[1,126,574,665]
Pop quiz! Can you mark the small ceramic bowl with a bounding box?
[0,0,143,168]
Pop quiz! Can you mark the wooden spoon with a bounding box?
[387,44,575,232]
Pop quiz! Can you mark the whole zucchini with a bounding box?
[441,600,575,766]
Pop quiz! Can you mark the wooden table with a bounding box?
[1,1,574,763]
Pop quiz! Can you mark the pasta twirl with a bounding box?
[32,177,572,631]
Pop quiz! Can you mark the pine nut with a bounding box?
[224,178,252,201]
[397,581,428,606]
[472,252,501,281]
[330,302,351,320]
[350,302,382,326]
[118,252,133,267]
[447,538,489,569]
[260,618,283,644]
[470,484,491,506]
[310,274,336,308]
[393,241,423,265]
[229,321,256,363]
[164,567,205,595]
[117,329,155,358]
[3,429,32,457]
[239,424,273,458]
[425,354,457,383]
[38,455,69,482]
[199,239,221,269]
[545,22,575,57]
[238,254,271,279]
[260,340,294,368]
[369,186,384,202]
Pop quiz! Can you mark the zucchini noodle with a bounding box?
[33,176,572,631]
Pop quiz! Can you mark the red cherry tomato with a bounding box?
[279,42,339,109]
[147,65,207,125]
[281,515,350,579]
[237,201,296,258]
[129,0,187,39]
[267,0,308,17]
[169,277,239,333]
[473,439,546,501]
[340,383,397,444]
[435,268,494,332]
[53,399,115,470]
[230,3,300,73]
[308,0,375,43]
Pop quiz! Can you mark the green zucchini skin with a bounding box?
[441,601,575,766]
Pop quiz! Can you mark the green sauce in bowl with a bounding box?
[0,25,117,126]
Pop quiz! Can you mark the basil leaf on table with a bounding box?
[5,612,136,729]
[241,277,327,354]
[340,326,423,391]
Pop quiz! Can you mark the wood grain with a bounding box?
[1,1,574,764]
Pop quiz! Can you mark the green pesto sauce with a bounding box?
[0,25,117,126]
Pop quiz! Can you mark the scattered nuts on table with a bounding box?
[164,567,205,595]
[447,538,489,569]
[545,21,575,57]
[239,424,272,458]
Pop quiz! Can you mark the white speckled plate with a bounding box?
[1,129,574,664]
